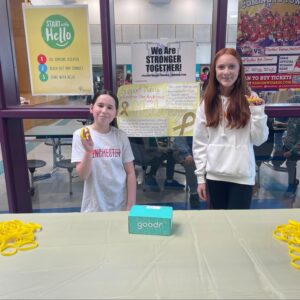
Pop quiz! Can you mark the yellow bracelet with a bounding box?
[18,240,38,251]
[288,241,300,252]
[289,249,300,260]
[273,220,300,270]
[291,257,300,270]
[0,220,42,256]
[1,243,17,256]
[273,228,288,242]
[27,222,42,231]
[288,219,300,227]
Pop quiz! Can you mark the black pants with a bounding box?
[206,179,253,209]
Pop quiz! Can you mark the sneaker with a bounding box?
[271,150,285,168]
[144,175,160,192]
[164,179,185,190]
[189,193,199,209]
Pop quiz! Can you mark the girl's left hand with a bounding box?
[197,183,208,201]
[184,155,194,165]
[81,138,94,153]
[80,127,94,153]
[245,95,264,106]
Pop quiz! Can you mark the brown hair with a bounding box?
[203,48,251,128]
[90,90,119,127]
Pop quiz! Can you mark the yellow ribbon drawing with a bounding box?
[173,112,195,135]
[120,101,129,116]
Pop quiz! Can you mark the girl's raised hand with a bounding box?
[80,127,94,153]
[245,95,264,106]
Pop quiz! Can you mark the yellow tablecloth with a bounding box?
[1,209,300,299]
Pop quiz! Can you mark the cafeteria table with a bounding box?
[0,209,300,299]
[25,123,81,168]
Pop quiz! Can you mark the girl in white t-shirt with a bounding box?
[71,90,136,212]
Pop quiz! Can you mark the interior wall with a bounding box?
[114,0,212,24]
[113,0,213,65]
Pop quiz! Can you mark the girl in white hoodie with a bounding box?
[192,48,269,209]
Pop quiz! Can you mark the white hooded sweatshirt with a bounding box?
[192,95,269,185]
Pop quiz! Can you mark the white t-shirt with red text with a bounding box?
[72,126,134,212]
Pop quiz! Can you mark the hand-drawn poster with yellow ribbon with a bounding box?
[117,82,199,137]
[23,4,93,95]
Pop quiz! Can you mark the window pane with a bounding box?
[114,0,213,88]
[113,0,213,209]
[24,119,84,212]
[254,116,300,208]
[22,117,300,211]
[23,119,190,210]
[9,0,102,107]
[0,145,9,213]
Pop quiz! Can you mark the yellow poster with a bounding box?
[23,4,93,95]
[117,82,200,137]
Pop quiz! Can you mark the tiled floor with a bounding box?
[0,119,299,213]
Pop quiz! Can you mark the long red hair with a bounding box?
[203,48,251,128]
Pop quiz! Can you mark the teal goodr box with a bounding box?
[128,205,173,236]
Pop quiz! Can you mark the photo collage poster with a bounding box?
[237,1,300,91]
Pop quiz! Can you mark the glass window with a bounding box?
[113,0,213,209]
[0,145,9,213]
[21,115,300,211]
[9,0,102,107]
[3,0,299,212]
[114,0,213,88]
[226,0,238,49]
[24,118,83,212]
[254,116,300,208]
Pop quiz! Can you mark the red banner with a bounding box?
[237,1,300,91]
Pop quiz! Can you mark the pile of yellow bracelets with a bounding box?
[273,219,300,270]
[0,220,42,256]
